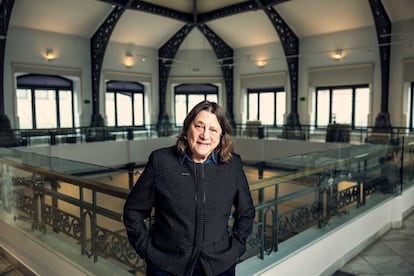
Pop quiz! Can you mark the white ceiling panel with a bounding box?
[7,0,414,50]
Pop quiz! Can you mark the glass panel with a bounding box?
[276,92,286,126]
[175,94,187,126]
[16,89,33,129]
[332,88,352,124]
[316,89,329,126]
[35,89,56,128]
[117,93,132,126]
[248,93,258,121]
[259,92,275,125]
[354,87,370,127]
[133,93,144,125]
[106,92,115,127]
[59,90,73,128]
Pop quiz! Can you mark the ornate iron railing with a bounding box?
[0,141,411,274]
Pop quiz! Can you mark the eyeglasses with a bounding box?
[192,123,222,138]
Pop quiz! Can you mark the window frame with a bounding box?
[173,83,219,126]
[313,84,370,129]
[16,74,75,129]
[247,87,286,127]
[105,80,145,127]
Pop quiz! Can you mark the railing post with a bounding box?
[127,128,133,140]
[51,179,59,233]
[49,131,57,145]
[318,174,324,228]
[256,161,266,258]
[32,174,41,231]
[80,186,86,256]
[399,136,404,194]
[92,190,98,263]
[274,183,279,252]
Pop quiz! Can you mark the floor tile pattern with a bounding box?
[334,211,414,276]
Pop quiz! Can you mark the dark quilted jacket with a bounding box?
[123,146,255,275]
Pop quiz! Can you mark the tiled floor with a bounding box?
[333,211,414,276]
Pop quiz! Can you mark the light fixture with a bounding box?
[256,59,268,68]
[332,49,343,61]
[124,52,134,68]
[45,49,56,61]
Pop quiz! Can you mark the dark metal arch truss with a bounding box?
[263,5,300,126]
[0,0,15,116]
[198,24,235,124]
[128,0,192,22]
[0,0,17,147]
[96,0,294,130]
[90,5,128,127]
[368,0,392,130]
[157,23,194,132]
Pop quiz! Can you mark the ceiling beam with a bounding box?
[198,1,259,23]
[199,0,290,23]
[100,0,290,25]
[97,0,131,8]
[128,0,193,22]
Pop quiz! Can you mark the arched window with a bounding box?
[174,83,218,126]
[16,74,76,129]
[105,81,145,127]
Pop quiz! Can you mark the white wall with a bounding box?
[5,26,91,127]
[4,20,414,128]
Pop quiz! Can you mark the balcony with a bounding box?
[0,138,413,275]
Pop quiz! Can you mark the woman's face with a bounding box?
[187,110,222,163]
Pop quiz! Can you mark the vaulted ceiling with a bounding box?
[9,0,414,50]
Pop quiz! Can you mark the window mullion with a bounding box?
[31,89,36,129]
[56,89,61,128]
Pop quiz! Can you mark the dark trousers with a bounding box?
[146,260,236,276]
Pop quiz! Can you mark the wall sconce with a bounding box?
[332,49,343,61]
[256,59,268,68]
[45,49,56,61]
[124,52,135,68]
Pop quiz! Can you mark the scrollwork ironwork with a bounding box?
[278,201,320,241]
[95,226,144,272]
[43,205,82,240]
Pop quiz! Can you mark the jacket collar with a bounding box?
[179,151,218,165]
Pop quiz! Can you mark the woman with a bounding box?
[123,100,255,276]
